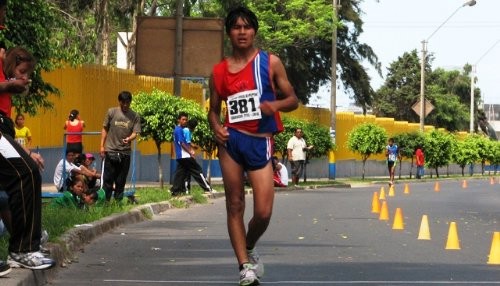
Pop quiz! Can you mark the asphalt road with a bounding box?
[50,179,500,285]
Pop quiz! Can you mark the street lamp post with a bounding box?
[419,0,476,132]
[330,0,340,136]
[469,38,500,133]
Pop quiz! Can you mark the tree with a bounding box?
[45,0,382,111]
[373,51,421,122]
[346,123,387,180]
[3,0,90,115]
[486,140,500,175]
[425,68,470,131]
[132,88,214,188]
[451,135,480,177]
[423,130,454,178]
[472,134,494,176]
[393,131,424,179]
[247,0,380,110]
[274,117,334,161]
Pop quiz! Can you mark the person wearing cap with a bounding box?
[82,153,100,189]
[53,150,98,192]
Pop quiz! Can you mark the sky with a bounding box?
[309,0,500,110]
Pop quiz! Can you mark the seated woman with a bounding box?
[81,186,106,207]
[50,175,86,209]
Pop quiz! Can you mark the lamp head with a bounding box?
[463,0,476,7]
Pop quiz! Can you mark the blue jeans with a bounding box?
[417,166,424,178]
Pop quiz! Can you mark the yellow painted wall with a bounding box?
[22,64,203,155]
[22,64,438,162]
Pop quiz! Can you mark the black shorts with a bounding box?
[388,161,395,169]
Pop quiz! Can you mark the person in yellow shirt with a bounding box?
[14,114,31,147]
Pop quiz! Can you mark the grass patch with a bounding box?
[0,185,212,260]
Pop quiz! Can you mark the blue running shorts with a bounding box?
[225,128,272,171]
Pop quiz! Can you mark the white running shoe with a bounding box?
[247,248,264,278]
[0,261,11,277]
[239,263,260,286]
[8,251,55,270]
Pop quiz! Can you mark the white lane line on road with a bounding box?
[104,280,500,284]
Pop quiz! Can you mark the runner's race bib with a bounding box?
[227,89,262,124]
[388,153,396,162]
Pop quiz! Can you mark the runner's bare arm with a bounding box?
[208,74,229,145]
[259,54,298,115]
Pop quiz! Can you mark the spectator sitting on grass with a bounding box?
[53,150,98,192]
[81,186,106,207]
[50,175,86,209]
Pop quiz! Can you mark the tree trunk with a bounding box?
[96,0,110,65]
[435,167,439,178]
[362,158,367,180]
[461,166,465,176]
[206,155,212,185]
[155,140,163,189]
[398,158,402,179]
[409,157,414,179]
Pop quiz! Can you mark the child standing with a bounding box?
[14,114,31,147]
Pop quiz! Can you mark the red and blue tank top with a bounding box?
[212,50,283,134]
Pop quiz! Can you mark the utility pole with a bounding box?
[330,0,340,136]
[174,0,183,96]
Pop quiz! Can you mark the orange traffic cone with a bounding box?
[417,215,431,240]
[379,187,386,200]
[404,183,410,195]
[462,180,468,189]
[371,191,380,214]
[487,232,500,264]
[434,181,440,192]
[392,207,404,230]
[490,177,495,185]
[388,185,395,197]
[379,201,389,221]
[445,222,461,250]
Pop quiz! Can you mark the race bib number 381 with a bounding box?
[227,89,262,123]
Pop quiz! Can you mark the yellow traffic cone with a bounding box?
[462,180,468,189]
[487,232,500,264]
[417,215,431,240]
[434,181,440,192]
[388,185,395,197]
[371,191,380,214]
[392,207,404,230]
[445,222,461,250]
[379,201,389,221]
[404,183,410,194]
[379,187,386,200]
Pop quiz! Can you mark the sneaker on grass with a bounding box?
[0,261,11,277]
[239,263,260,286]
[247,248,264,278]
[8,251,55,270]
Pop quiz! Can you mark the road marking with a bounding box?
[104,280,500,284]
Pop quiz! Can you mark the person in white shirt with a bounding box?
[53,150,96,192]
[287,128,313,186]
[272,156,288,187]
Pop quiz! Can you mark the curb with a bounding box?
[6,186,347,286]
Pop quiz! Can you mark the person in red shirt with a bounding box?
[64,109,85,154]
[208,6,298,286]
[415,145,425,179]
